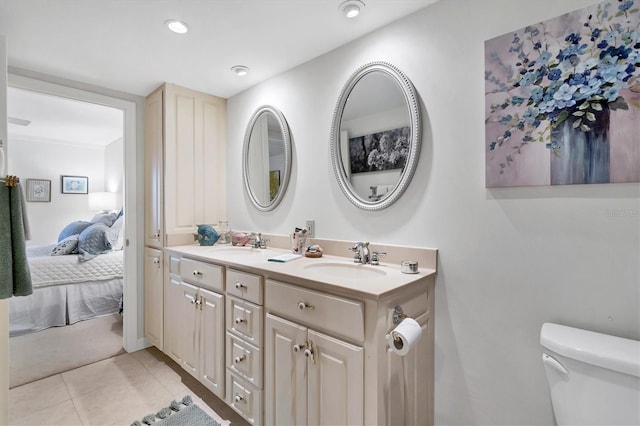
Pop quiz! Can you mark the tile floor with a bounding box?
[8,347,249,426]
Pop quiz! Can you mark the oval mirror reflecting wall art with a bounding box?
[330,61,422,210]
[243,105,292,211]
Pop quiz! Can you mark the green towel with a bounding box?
[0,184,32,298]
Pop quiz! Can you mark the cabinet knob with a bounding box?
[235,282,245,289]
[234,318,245,324]
[298,301,314,310]
[292,343,306,353]
[152,257,160,264]
[234,355,246,364]
[234,394,244,403]
[304,348,313,358]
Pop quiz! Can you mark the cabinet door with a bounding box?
[307,330,364,426]
[144,88,163,248]
[265,314,307,426]
[164,272,182,363]
[179,282,200,379]
[164,84,226,245]
[144,248,163,349]
[199,288,225,399]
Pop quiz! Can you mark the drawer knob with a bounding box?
[293,343,306,353]
[152,257,160,264]
[193,270,203,277]
[234,394,244,403]
[235,282,245,289]
[298,301,314,310]
[234,355,246,364]
[234,318,245,324]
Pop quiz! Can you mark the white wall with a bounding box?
[10,136,106,245]
[105,137,124,209]
[226,0,640,424]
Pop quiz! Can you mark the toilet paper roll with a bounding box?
[387,318,422,356]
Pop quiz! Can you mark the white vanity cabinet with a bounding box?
[162,244,437,426]
[163,254,225,399]
[264,280,364,426]
[225,269,265,425]
[144,247,163,349]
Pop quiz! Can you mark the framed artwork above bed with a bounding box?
[61,175,88,194]
[26,179,51,202]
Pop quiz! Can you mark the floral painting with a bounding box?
[348,126,410,174]
[485,0,640,187]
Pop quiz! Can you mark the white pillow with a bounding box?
[50,234,79,256]
[109,215,125,250]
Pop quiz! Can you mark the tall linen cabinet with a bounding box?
[143,83,227,352]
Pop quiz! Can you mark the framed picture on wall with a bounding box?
[61,175,88,194]
[26,179,51,202]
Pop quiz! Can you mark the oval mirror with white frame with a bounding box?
[243,105,292,211]
[330,62,421,210]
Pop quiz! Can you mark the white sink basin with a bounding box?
[303,262,387,279]
[209,247,276,256]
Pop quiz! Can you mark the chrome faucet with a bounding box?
[249,232,269,249]
[349,241,370,264]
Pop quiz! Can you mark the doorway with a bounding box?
[6,73,142,368]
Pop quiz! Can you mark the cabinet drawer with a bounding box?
[227,371,263,426]
[226,269,263,305]
[226,332,263,388]
[227,296,263,347]
[169,255,180,275]
[266,280,364,343]
[180,258,223,292]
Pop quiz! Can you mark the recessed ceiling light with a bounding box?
[231,65,249,77]
[340,0,365,18]
[165,19,189,34]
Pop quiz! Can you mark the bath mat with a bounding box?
[131,395,224,426]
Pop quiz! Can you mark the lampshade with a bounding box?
[88,191,117,212]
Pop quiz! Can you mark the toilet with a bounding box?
[540,323,640,425]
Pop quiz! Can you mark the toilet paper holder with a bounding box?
[393,305,408,325]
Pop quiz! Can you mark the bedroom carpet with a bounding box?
[9,313,125,388]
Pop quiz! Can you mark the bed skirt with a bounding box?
[9,278,123,337]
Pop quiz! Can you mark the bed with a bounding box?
[9,212,125,337]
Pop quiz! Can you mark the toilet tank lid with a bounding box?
[540,323,640,378]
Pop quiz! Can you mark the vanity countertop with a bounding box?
[165,243,436,298]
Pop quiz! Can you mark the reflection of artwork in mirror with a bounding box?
[330,61,421,211]
[26,179,51,202]
[269,170,280,201]
[349,126,410,174]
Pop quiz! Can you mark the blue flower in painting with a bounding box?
[577,78,603,98]
[548,68,562,81]
[538,51,552,64]
[619,0,634,12]
[499,114,513,125]
[523,107,539,123]
[486,0,640,157]
[565,33,582,44]
[603,85,620,101]
[530,86,544,102]
[519,72,538,86]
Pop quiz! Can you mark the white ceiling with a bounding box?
[8,87,124,146]
[2,0,440,145]
[0,0,440,99]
